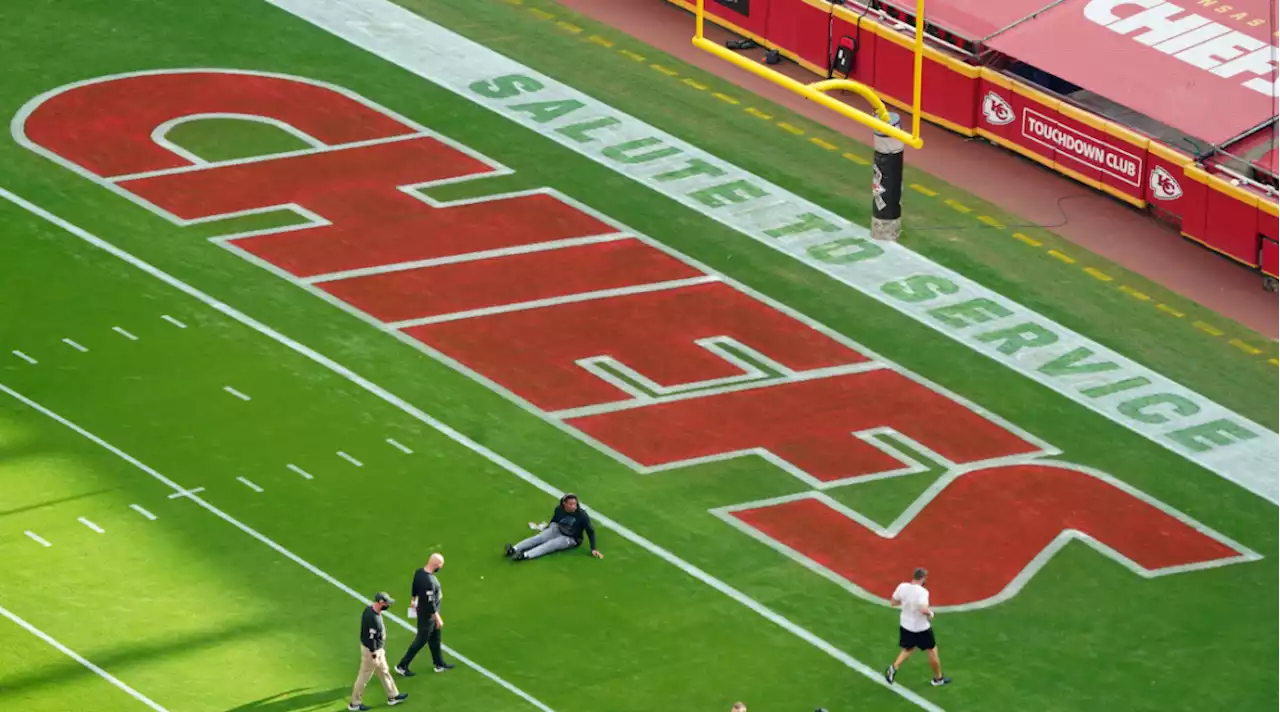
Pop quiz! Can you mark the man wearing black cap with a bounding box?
[348,592,409,711]
[504,493,603,561]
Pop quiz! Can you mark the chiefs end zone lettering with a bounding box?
[16,69,1259,609]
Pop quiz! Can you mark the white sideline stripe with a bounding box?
[386,438,413,454]
[78,517,104,533]
[12,350,37,364]
[0,382,556,712]
[337,451,364,467]
[160,315,187,328]
[62,338,88,352]
[287,463,315,480]
[385,276,719,328]
[112,326,139,341]
[0,190,940,712]
[0,604,170,711]
[224,386,252,401]
[304,232,629,284]
[236,476,265,493]
[24,530,52,547]
[130,504,158,521]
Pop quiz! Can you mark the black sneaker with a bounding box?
[388,692,409,706]
[394,665,415,677]
[511,549,526,562]
[504,543,515,558]
[347,704,370,711]
[930,676,952,687]
[884,666,896,685]
[434,663,456,672]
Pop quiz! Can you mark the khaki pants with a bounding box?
[352,647,399,705]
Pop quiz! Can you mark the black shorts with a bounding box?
[899,626,936,651]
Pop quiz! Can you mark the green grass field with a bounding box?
[0,1,1276,712]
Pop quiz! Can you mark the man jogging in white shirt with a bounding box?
[885,567,951,687]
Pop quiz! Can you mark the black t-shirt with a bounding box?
[550,504,597,549]
[412,568,442,615]
[360,605,385,651]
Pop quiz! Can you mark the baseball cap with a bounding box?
[374,592,395,605]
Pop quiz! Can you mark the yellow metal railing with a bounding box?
[693,0,925,149]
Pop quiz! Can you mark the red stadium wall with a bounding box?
[668,0,1279,280]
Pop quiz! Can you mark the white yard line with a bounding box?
[62,338,88,352]
[24,530,52,547]
[336,451,363,467]
[236,476,264,493]
[0,190,942,712]
[0,604,170,711]
[166,486,205,499]
[223,386,252,401]
[287,463,315,480]
[129,504,158,521]
[77,517,105,533]
[0,382,556,712]
[113,326,139,341]
[386,438,413,454]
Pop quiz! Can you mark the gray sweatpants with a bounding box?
[514,527,578,559]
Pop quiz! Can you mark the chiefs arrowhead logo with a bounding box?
[982,91,1014,126]
[1149,166,1184,201]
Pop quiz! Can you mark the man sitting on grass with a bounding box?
[504,493,603,561]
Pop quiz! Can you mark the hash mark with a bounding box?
[908,184,937,196]
[1193,321,1224,336]
[1156,303,1185,318]
[556,21,582,33]
[112,327,139,341]
[810,138,838,151]
[62,339,88,352]
[587,35,614,48]
[236,477,264,493]
[944,199,972,213]
[1012,232,1042,247]
[78,517,104,534]
[777,122,804,135]
[387,438,414,454]
[650,64,678,76]
[161,315,187,329]
[745,107,773,120]
[287,464,315,480]
[977,215,1005,228]
[24,531,51,547]
[1047,249,1076,264]
[619,50,646,62]
[682,78,709,90]
[1084,267,1113,282]
[129,504,157,521]
[1117,285,1151,301]
[224,386,251,401]
[337,451,364,467]
[528,7,554,20]
[1228,338,1262,355]
[712,92,740,104]
[12,350,37,365]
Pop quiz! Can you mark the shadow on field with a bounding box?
[223,686,349,711]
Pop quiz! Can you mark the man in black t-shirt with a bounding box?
[504,493,604,561]
[394,553,454,676]
[348,592,408,711]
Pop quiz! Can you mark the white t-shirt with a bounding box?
[893,582,931,632]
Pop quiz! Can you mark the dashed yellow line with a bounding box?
[528,7,555,20]
[1047,249,1076,264]
[777,122,804,135]
[944,199,972,213]
[909,184,937,197]
[843,152,870,165]
[650,64,679,76]
[1083,267,1113,282]
[1117,285,1151,301]
[712,92,740,104]
[745,107,773,120]
[588,35,615,48]
[810,137,838,151]
[1156,303,1185,318]
[1193,321,1224,337]
[977,215,1004,228]
[1228,338,1263,355]
[556,21,583,33]
[682,77,708,90]
[1012,232,1042,247]
[504,0,523,5]
[619,49,646,62]
[1270,358,1280,367]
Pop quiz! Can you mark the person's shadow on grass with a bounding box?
[223,686,348,712]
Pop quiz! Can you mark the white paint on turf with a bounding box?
[386,438,413,454]
[12,350,37,364]
[160,315,186,328]
[287,463,315,479]
[24,530,52,547]
[236,476,264,492]
[223,386,252,401]
[336,451,364,467]
[0,603,170,711]
[0,381,557,712]
[0,190,943,712]
[77,517,105,533]
[130,504,158,521]
[113,326,139,341]
[62,338,88,352]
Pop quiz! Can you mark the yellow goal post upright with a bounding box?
[692,0,927,240]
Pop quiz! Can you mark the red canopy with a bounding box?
[879,0,1058,40]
